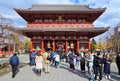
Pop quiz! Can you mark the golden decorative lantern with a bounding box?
[70,41,74,49]
[47,41,51,48]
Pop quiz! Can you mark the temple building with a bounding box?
[15,4,108,52]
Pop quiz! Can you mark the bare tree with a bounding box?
[0,15,15,43]
[0,15,21,53]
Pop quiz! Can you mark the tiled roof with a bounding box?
[15,4,106,12]
[16,27,108,38]
[17,27,108,32]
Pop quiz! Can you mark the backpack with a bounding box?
[10,56,19,65]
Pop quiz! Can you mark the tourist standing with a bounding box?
[80,51,86,72]
[75,53,81,68]
[43,50,50,73]
[29,51,32,65]
[66,50,72,62]
[94,53,104,81]
[85,51,94,80]
[50,51,56,66]
[35,51,43,76]
[104,54,112,79]
[116,52,120,75]
[54,53,60,68]
[93,52,97,77]
[30,50,36,66]
[9,53,19,78]
[68,49,76,70]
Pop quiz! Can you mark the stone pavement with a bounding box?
[0,54,120,81]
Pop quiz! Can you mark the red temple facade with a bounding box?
[15,4,108,52]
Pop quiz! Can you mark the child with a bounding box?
[104,54,112,79]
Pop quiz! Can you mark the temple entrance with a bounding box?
[43,40,77,52]
[32,38,42,50]
[15,4,108,52]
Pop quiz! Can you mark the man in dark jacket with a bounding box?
[94,53,104,81]
[10,53,19,78]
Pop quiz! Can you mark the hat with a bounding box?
[97,53,101,56]
[14,53,17,55]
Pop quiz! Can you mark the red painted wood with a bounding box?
[77,40,80,52]
[27,22,93,28]
[41,39,44,52]
[66,38,68,52]
[88,39,90,51]
[30,41,33,51]
[52,39,55,51]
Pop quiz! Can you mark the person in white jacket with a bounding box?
[35,51,43,76]
[85,51,94,80]
[54,53,60,68]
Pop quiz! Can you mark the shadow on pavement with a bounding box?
[111,72,120,80]
[15,69,20,76]
[59,64,89,80]
[32,68,38,76]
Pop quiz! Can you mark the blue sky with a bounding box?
[0,0,120,39]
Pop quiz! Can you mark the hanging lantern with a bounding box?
[70,41,74,49]
[47,41,51,48]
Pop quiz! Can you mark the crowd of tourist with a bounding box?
[9,49,120,81]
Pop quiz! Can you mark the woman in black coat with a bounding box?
[116,52,120,75]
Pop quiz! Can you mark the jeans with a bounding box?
[50,59,55,66]
[76,60,80,67]
[11,65,18,77]
[95,67,103,80]
[44,63,50,73]
[88,66,94,78]
[36,68,41,74]
[55,61,59,68]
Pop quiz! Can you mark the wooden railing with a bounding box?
[0,51,13,55]
[27,22,93,28]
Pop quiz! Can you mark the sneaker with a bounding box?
[94,80,97,81]
[108,75,111,79]
[12,75,15,78]
[105,76,107,79]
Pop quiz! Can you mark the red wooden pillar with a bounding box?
[88,39,90,51]
[41,39,44,52]
[52,39,55,51]
[77,40,80,52]
[30,41,33,51]
[66,38,68,52]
